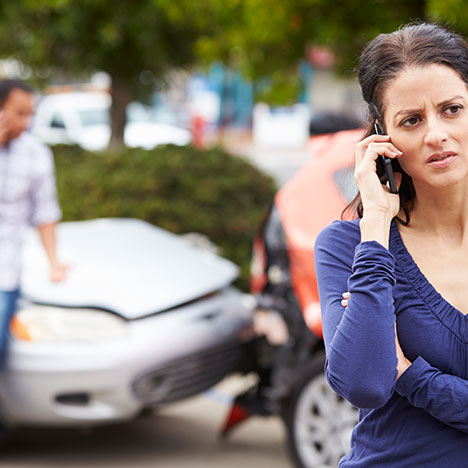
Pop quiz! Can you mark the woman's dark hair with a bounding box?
[344,22,468,224]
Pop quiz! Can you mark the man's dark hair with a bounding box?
[0,79,33,107]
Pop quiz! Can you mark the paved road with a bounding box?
[0,375,291,468]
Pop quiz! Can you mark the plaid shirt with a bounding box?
[0,133,61,290]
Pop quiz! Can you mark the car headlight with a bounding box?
[11,304,128,342]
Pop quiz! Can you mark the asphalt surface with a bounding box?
[0,375,291,468]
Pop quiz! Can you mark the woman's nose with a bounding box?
[424,119,448,146]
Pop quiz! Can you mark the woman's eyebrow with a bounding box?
[394,108,420,119]
[393,95,466,122]
[436,95,465,107]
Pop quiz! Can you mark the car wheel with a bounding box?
[283,351,359,468]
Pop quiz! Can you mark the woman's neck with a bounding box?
[404,182,468,244]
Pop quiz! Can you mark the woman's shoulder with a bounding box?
[315,218,361,251]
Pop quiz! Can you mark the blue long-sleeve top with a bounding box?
[315,219,468,467]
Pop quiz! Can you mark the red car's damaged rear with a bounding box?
[221,129,364,468]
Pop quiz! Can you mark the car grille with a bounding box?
[132,341,243,405]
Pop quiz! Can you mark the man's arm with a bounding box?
[30,140,67,283]
[37,222,67,283]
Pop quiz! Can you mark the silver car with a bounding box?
[0,218,254,427]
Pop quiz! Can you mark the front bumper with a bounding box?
[0,288,254,427]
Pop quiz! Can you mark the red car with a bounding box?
[223,129,364,468]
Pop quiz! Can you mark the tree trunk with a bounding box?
[109,74,131,149]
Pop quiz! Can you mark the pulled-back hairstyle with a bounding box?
[344,23,468,224]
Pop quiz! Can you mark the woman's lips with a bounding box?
[426,152,457,168]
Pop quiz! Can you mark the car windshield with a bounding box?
[126,102,156,123]
[78,109,110,127]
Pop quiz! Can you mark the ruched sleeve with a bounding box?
[396,356,468,433]
[315,221,398,409]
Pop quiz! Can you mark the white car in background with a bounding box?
[0,218,253,428]
[31,92,192,151]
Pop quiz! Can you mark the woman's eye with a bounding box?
[444,105,463,116]
[401,116,420,127]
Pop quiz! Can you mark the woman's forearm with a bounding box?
[360,211,393,249]
[315,224,398,409]
[397,357,468,433]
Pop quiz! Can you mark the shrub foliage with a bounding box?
[53,144,277,290]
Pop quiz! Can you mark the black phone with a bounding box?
[374,122,398,194]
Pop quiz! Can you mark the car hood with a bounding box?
[20,218,238,319]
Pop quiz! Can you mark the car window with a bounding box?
[333,166,357,203]
[127,102,152,123]
[78,109,109,127]
[50,112,66,129]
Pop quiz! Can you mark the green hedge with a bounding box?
[53,144,277,291]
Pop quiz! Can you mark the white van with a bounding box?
[31,92,192,151]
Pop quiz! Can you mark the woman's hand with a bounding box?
[354,134,402,220]
[394,323,411,379]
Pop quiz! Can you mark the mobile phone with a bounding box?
[374,122,398,194]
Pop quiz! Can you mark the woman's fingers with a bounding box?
[341,291,350,307]
[354,134,390,163]
[353,134,402,219]
[394,323,412,379]
[367,142,403,158]
[355,135,403,164]
[356,142,403,168]
[354,138,402,190]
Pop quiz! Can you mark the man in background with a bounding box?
[0,78,67,361]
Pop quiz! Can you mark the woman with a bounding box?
[315,23,468,466]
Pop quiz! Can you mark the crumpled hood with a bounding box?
[20,218,238,319]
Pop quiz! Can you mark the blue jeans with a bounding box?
[0,289,19,364]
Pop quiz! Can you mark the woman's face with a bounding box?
[383,64,468,190]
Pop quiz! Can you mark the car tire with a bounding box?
[283,350,359,468]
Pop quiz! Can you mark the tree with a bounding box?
[0,0,441,148]
[0,0,201,148]
[176,0,427,104]
[427,0,468,37]
[189,0,427,76]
